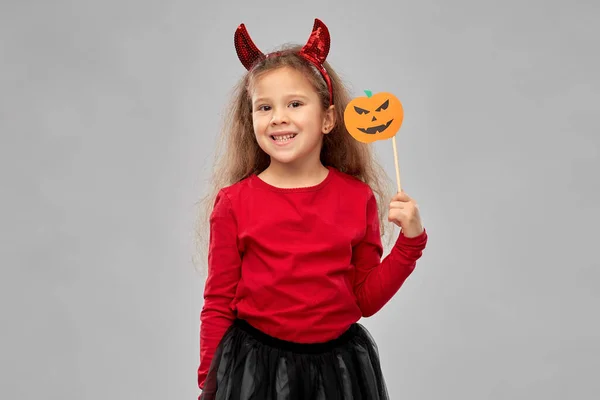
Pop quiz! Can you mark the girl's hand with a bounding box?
[388,191,424,238]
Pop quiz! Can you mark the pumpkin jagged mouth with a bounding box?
[357,119,393,134]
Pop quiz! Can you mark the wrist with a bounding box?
[401,225,424,238]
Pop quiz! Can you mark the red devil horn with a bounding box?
[299,18,330,65]
[234,23,265,70]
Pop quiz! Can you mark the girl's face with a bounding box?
[250,66,335,170]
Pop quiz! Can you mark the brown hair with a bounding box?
[193,44,393,271]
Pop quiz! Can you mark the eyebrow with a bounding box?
[252,94,311,106]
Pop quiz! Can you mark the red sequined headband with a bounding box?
[234,18,334,106]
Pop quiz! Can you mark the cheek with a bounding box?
[303,110,327,130]
[252,113,267,133]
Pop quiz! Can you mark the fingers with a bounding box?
[388,206,420,224]
[388,190,423,231]
[387,208,411,224]
[390,191,414,209]
[391,191,411,202]
[389,201,406,209]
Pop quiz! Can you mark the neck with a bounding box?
[259,161,329,188]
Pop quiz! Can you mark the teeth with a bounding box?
[272,134,296,141]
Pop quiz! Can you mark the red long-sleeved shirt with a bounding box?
[198,166,427,390]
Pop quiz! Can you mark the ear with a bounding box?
[322,105,336,134]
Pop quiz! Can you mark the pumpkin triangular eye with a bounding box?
[354,106,370,115]
[375,100,389,112]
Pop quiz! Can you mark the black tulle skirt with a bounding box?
[199,319,389,400]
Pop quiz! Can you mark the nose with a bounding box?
[270,107,289,125]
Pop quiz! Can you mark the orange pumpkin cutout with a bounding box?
[343,90,404,144]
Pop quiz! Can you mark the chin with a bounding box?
[269,155,300,165]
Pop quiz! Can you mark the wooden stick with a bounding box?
[392,136,402,192]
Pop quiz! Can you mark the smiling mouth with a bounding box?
[357,119,393,134]
[270,133,297,142]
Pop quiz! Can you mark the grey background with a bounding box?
[1,0,598,399]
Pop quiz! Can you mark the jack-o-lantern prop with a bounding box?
[343,90,404,144]
[344,90,405,192]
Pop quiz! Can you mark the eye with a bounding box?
[375,100,389,112]
[354,106,370,115]
[256,105,271,112]
[289,101,302,108]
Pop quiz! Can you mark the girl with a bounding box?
[197,19,428,400]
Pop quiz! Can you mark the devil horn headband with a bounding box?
[234,18,334,106]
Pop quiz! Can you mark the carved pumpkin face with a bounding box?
[344,91,404,143]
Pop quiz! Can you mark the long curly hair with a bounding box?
[193,44,393,271]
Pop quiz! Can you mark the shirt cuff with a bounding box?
[395,227,427,247]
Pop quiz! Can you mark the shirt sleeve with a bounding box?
[197,189,242,390]
[351,189,428,317]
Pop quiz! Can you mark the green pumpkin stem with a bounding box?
[364,90,373,98]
